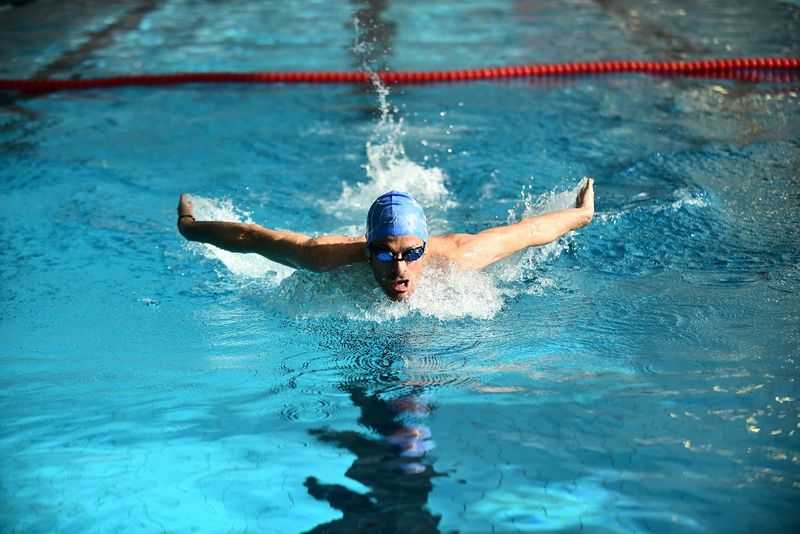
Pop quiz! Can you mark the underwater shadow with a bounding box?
[303,383,443,534]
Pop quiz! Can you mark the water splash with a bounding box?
[402,263,504,320]
[506,180,587,223]
[183,7,592,320]
[491,179,590,286]
[185,179,591,321]
[666,187,710,211]
[183,195,295,284]
[326,17,453,214]
[274,174,588,321]
[273,263,503,322]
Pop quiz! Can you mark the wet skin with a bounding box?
[177,179,595,302]
[367,235,427,301]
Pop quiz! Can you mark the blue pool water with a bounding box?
[1,0,799,532]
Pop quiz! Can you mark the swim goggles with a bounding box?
[369,244,426,262]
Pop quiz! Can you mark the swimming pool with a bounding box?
[1,0,799,532]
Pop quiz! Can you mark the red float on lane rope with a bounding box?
[0,58,798,93]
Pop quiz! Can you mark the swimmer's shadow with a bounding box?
[303,386,444,534]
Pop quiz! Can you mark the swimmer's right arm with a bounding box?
[176,194,367,272]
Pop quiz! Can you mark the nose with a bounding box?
[390,258,408,276]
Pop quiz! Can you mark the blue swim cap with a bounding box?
[366,191,428,244]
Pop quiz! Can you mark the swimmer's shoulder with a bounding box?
[427,234,473,265]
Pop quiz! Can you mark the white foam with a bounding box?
[491,180,589,285]
[506,180,585,222]
[187,180,591,321]
[184,195,295,284]
[273,263,503,322]
[331,139,452,213]
[668,187,709,210]
[326,50,454,215]
[403,263,504,320]
[637,187,710,216]
[353,263,504,322]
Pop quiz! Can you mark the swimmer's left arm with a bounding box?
[434,179,594,270]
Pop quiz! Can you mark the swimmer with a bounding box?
[177,179,594,301]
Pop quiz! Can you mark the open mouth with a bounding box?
[391,280,410,293]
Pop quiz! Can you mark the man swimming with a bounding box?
[177,179,594,301]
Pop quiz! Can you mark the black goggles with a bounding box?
[369,244,426,263]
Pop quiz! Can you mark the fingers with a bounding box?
[177,194,194,216]
[576,181,586,206]
[575,178,594,208]
[583,179,595,210]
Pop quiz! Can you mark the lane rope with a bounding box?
[1,58,798,93]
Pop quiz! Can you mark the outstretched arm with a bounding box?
[432,179,594,270]
[176,194,366,272]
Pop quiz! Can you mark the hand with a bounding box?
[576,178,594,213]
[177,194,196,232]
[178,194,194,217]
[575,178,594,227]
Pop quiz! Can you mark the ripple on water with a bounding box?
[279,398,338,423]
[92,369,137,383]
[587,185,727,277]
[277,316,487,393]
[765,276,797,294]
[335,340,481,391]
[278,349,343,394]
[589,294,686,342]
[402,353,473,387]
[680,269,767,288]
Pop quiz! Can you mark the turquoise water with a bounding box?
[1,0,799,532]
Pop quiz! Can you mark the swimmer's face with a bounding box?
[367,235,426,301]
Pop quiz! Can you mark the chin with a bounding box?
[383,286,414,301]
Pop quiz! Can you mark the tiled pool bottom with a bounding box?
[1,0,800,532]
